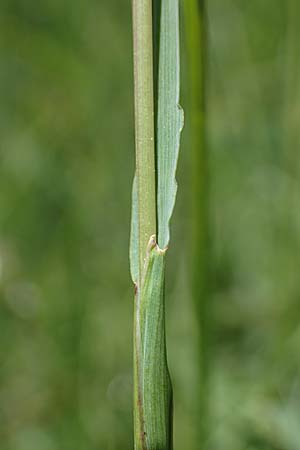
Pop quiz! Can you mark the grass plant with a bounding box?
[130,0,183,448]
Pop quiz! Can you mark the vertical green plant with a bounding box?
[184,0,210,446]
[131,0,183,448]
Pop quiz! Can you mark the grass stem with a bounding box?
[132,0,157,275]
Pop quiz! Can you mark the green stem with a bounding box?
[132,0,157,275]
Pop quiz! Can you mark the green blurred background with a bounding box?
[0,1,299,449]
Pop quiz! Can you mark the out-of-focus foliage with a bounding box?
[0,1,133,449]
[0,0,299,449]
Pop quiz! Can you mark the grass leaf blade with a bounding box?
[156,0,184,249]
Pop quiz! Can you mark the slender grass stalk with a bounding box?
[132,0,156,272]
[131,0,183,448]
[184,0,210,446]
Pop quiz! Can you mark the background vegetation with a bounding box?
[0,1,299,449]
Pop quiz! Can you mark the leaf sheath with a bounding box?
[134,238,172,450]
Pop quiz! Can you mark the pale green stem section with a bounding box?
[184,0,210,446]
[132,0,156,274]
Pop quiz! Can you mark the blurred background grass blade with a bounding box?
[284,0,300,176]
[155,0,184,249]
[184,0,210,447]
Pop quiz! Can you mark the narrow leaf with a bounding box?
[156,0,184,249]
